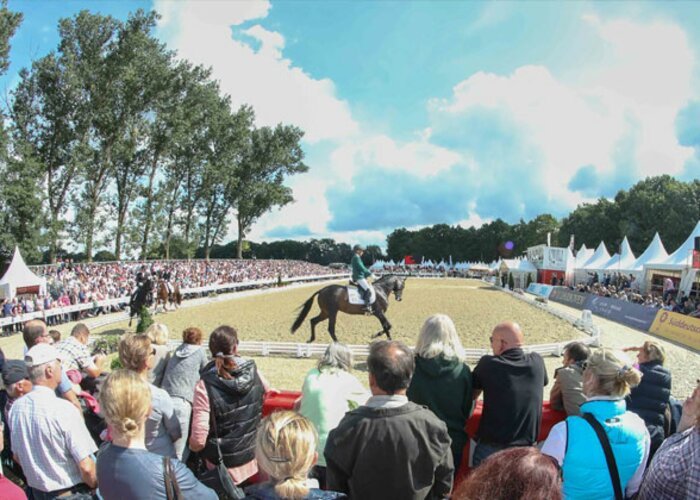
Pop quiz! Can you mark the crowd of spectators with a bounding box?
[0,314,697,499]
[575,273,700,318]
[0,259,335,332]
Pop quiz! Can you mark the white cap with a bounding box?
[25,344,63,367]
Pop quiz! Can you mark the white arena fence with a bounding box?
[0,273,351,329]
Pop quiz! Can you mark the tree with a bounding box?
[558,199,620,254]
[197,103,253,260]
[232,124,308,259]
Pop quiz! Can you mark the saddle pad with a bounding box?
[347,286,376,305]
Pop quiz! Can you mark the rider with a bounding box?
[162,266,173,295]
[351,244,376,313]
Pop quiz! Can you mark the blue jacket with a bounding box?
[562,399,648,500]
[626,361,671,449]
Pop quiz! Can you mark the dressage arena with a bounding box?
[100,278,583,347]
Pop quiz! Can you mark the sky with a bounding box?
[4,0,700,249]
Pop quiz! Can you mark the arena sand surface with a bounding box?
[1,279,696,398]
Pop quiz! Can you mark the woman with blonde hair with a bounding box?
[407,314,472,471]
[245,411,345,499]
[624,340,672,459]
[299,342,369,487]
[542,349,650,499]
[119,334,180,458]
[96,370,216,499]
[145,323,171,386]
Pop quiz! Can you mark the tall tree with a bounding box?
[197,103,253,260]
[233,124,308,258]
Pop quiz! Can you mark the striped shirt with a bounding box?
[56,336,96,372]
[9,385,97,492]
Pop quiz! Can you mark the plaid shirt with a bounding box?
[638,426,700,500]
[56,336,94,372]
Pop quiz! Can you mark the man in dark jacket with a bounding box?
[325,340,453,500]
[625,341,672,459]
[471,321,548,467]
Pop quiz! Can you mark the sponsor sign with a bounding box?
[549,287,589,310]
[526,283,554,298]
[585,296,659,331]
[649,311,700,351]
[693,250,700,269]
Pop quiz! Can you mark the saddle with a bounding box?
[347,281,376,305]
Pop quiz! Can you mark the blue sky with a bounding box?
[5,1,700,248]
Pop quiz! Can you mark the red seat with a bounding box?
[263,390,302,416]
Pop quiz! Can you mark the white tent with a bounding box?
[575,241,610,283]
[500,258,537,288]
[0,247,47,299]
[632,232,668,271]
[643,221,700,295]
[601,237,637,273]
[646,221,700,271]
[574,244,594,268]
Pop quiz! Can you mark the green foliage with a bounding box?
[110,356,123,370]
[136,306,154,333]
[93,250,116,262]
[91,334,120,354]
[526,274,533,288]
[508,273,515,290]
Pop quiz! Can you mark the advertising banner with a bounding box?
[649,311,700,351]
[585,296,659,331]
[548,287,589,310]
[526,283,554,298]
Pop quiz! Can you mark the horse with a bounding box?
[155,281,182,313]
[291,274,407,343]
[128,278,154,327]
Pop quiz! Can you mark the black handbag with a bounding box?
[197,382,246,500]
[582,413,624,500]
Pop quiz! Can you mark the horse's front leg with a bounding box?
[372,311,392,339]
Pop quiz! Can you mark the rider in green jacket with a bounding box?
[351,245,375,313]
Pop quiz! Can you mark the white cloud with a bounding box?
[429,14,695,204]
[155,0,358,144]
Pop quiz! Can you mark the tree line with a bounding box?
[385,176,700,263]
[0,5,307,264]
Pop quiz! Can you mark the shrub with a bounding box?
[91,335,120,356]
[508,273,515,290]
[136,306,154,333]
[526,274,533,288]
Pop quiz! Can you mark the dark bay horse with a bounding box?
[155,281,182,313]
[128,278,154,326]
[291,275,407,343]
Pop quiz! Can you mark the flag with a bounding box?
[404,255,416,265]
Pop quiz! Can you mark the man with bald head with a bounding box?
[471,321,548,467]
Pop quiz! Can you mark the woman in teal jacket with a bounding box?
[541,349,650,500]
[407,314,472,471]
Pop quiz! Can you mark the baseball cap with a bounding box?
[2,360,28,386]
[25,344,63,367]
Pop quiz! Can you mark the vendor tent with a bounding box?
[574,241,610,283]
[643,221,700,295]
[574,244,594,268]
[632,232,668,271]
[601,237,637,274]
[499,258,537,288]
[0,247,47,299]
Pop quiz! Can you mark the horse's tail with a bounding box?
[291,290,321,334]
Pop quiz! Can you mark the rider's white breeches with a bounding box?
[357,278,370,291]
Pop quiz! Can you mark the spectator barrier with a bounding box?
[548,287,590,310]
[526,283,554,298]
[648,310,700,351]
[585,295,659,331]
[0,273,351,329]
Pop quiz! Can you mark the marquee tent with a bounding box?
[643,221,700,295]
[0,247,47,300]
[575,241,610,283]
[632,232,668,271]
[601,237,637,274]
[499,258,537,288]
[574,244,594,269]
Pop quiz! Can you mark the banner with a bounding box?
[526,283,554,298]
[548,287,589,310]
[649,311,700,351]
[585,295,659,331]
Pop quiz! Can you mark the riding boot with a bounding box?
[362,288,372,314]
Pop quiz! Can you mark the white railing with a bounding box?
[0,273,350,329]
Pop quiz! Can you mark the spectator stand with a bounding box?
[1,272,350,331]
